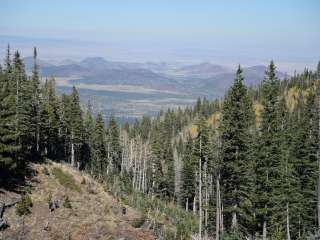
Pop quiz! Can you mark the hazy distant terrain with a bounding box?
[23,56,286,121]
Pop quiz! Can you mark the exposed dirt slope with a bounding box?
[0,161,154,240]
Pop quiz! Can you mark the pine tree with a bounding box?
[219,65,255,235]
[150,124,164,197]
[0,47,20,168]
[69,86,83,168]
[39,77,60,158]
[81,101,95,171]
[107,114,121,173]
[60,94,72,160]
[13,51,33,164]
[290,89,318,238]
[270,95,297,239]
[163,138,175,199]
[91,113,107,177]
[30,47,41,155]
[256,61,281,239]
[181,133,196,210]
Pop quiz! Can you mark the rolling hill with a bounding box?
[23,57,286,120]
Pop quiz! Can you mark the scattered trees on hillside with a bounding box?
[0,46,122,179]
[1,47,320,239]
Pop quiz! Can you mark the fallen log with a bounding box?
[0,218,8,230]
[3,199,20,208]
[0,199,20,217]
[0,202,4,218]
[0,199,20,231]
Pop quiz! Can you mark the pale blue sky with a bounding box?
[0,0,319,71]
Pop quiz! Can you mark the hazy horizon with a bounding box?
[1,0,319,74]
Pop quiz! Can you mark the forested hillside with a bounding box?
[1,46,320,239]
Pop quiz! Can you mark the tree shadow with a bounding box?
[0,162,37,194]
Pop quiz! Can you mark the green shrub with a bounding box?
[63,195,72,209]
[23,185,32,194]
[16,194,33,216]
[121,192,197,239]
[131,216,146,228]
[222,231,244,240]
[47,192,52,203]
[51,167,81,192]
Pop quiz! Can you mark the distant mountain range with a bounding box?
[23,56,287,120]
[24,56,286,96]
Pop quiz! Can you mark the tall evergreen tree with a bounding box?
[0,47,20,168]
[290,89,318,238]
[270,95,297,239]
[39,77,60,158]
[91,113,107,177]
[220,65,255,235]
[150,124,164,197]
[256,61,282,239]
[81,101,95,171]
[69,86,83,167]
[30,47,41,155]
[107,114,122,173]
[181,133,196,210]
[13,51,33,164]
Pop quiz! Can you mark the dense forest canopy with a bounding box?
[1,46,320,239]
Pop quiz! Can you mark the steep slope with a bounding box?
[0,162,154,240]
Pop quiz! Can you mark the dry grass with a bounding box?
[51,167,81,192]
[253,102,263,127]
[207,112,221,126]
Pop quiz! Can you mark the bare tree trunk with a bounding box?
[216,175,220,240]
[221,202,224,238]
[132,141,137,189]
[318,100,320,229]
[36,124,40,153]
[204,173,208,240]
[142,144,147,193]
[232,147,239,230]
[199,138,202,240]
[151,149,156,199]
[232,203,237,229]
[173,147,182,202]
[138,142,143,191]
[262,220,267,240]
[106,143,110,175]
[298,216,301,239]
[193,171,198,215]
[120,147,124,176]
[71,133,75,167]
[286,202,291,240]
[186,198,189,211]
[193,195,197,215]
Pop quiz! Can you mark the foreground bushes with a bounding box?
[121,192,198,239]
[16,194,33,216]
